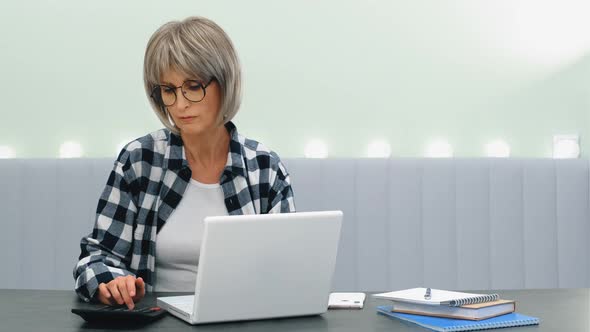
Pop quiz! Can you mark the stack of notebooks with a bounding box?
[373,288,539,331]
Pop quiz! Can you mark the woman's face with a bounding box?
[160,69,222,136]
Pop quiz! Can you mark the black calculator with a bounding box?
[71,304,167,323]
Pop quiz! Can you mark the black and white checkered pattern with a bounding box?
[73,121,295,302]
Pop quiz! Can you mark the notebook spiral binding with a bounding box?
[448,293,499,307]
[446,317,539,331]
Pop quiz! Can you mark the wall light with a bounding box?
[485,139,510,158]
[425,139,453,158]
[304,139,328,158]
[59,141,84,158]
[553,135,580,159]
[0,145,16,159]
[367,140,391,158]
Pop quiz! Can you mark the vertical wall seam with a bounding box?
[18,159,25,288]
[353,160,359,291]
[53,160,59,289]
[587,160,590,287]
[487,160,492,290]
[554,160,560,288]
[521,161,526,289]
[419,162,425,287]
[385,160,391,289]
[451,162,459,289]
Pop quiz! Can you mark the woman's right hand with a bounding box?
[97,275,145,310]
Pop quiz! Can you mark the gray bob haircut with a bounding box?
[143,16,242,134]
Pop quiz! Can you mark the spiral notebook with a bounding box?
[377,306,539,331]
[373,288,499,306]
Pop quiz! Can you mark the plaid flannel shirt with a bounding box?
[73,121,295,302]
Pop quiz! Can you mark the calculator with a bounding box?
[71,304,167,323]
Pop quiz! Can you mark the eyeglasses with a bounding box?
[150,78,214,107]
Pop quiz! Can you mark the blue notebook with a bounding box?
[377,306,539,331]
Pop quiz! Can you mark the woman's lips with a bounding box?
[179,116,197,122]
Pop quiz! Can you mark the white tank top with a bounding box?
[155,178,228,292]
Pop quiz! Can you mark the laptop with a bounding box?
[156,210,343,324]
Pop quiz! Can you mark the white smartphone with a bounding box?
[328,292,366,309]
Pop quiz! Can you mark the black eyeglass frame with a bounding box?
[150,78,215,107]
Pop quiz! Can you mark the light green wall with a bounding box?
[1,0,589,158]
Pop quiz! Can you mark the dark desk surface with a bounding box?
[0,288,587,331]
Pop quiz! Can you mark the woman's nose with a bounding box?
[175,89,191,109]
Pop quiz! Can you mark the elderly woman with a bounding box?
[73,16,295,309]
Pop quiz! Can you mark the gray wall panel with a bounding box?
[522,160,558,288]
[455,160,491,290]
[556,160,590,287]
[21,160,58,289]
[1,158,589,291]
[489,160,525,289]
[0,160,24,288]
[283,159,322,212]
[422,160,457,290]
[320,160,357,292]
[55,160,98,290]
[355,160,389,292]
[389,160,424,290]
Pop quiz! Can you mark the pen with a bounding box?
[424,287,431,300]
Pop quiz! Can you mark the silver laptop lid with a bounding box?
[192,211,342,324]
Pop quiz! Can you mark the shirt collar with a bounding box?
[166,121,248,178]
